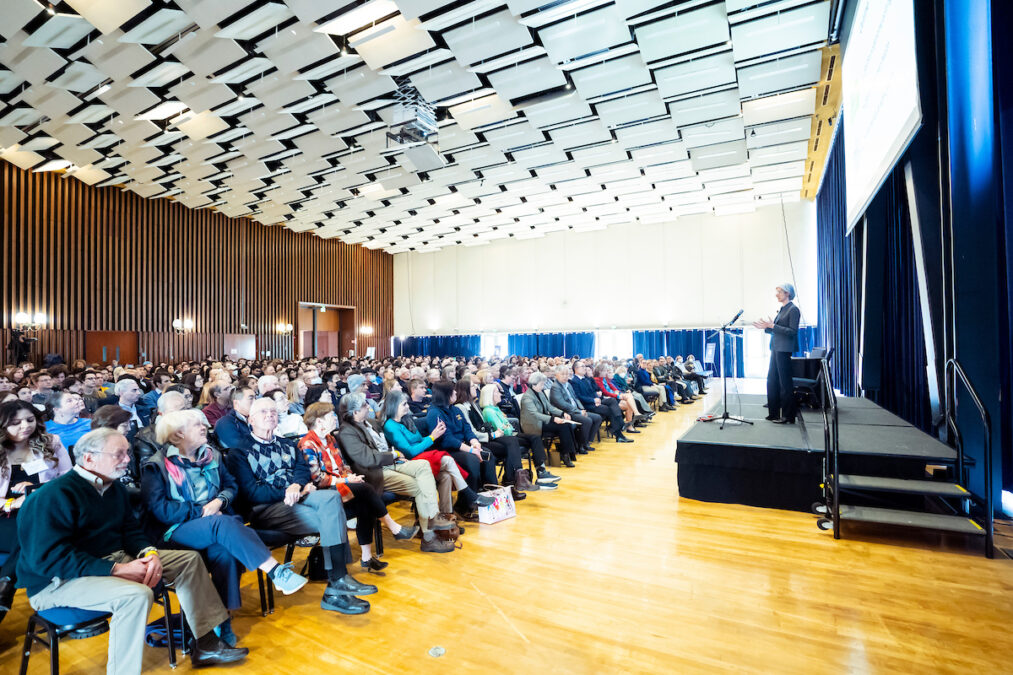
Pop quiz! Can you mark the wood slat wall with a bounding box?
[1,162,393,367]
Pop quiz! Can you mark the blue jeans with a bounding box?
[167,515,271,610]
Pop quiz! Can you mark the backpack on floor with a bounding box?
[300,544,329,581]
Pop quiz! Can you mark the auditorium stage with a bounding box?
[674,394,954,512]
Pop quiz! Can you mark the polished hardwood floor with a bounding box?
[2,386,1012,674]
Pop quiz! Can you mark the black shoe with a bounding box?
[321,592,370,615]
[473,493,495,507]
[327,574,378,596]
[764,415,779,421]
[586,445,596,452]
[455,508,480,522]
[772,417,795,425]
[680,399,694,404]
[360,557,389,573]
[576,448,589,455]
[0,576,14,613]
[625,427,641,434]
[562,455,575,467]
[616,436,634,444]
[510,486,527,501]
[191,632,249,667]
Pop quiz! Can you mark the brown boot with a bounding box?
[430,514,456,530]
[420,531,457,553]
[514,469,539,491]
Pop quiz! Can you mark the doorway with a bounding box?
[85,331,139,366]
[297,303,355,359]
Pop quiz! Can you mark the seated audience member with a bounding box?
[612,365,656,415]
[425,382,500,515]
[257,375,280,397]
[672,356,708,394]
[28,371,55,406]
[455,378,533,497]
[594,364,643,431]
[479,384,560,486]
[143,410,308,644]
[344,375,380,418]
[571,362,633,443]
[300,402,439,565]
[338,394,455,542]
[426,369,441,388]
[549,366,602,454]
[226,399,375,614]
[652,359,695,404]
[17,428,248,673]
[519,371,580,467]
[115,377,145,441]
[304,383,333,407]
[287,379,307,416]
[47,390,94,451]
[133,391,188,474]
[164,383,193,409]
[495,366,521,417]
[407,378,430,416]
[269,389,309,438]
[213,386,256,450]
[137,370,172,426]
[633,361,675,411]
[202,382,233,427]
[383,391,492,525]
[182,372,205,403]
[0,400,73,623]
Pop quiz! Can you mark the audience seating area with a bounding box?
[0,352,707,673]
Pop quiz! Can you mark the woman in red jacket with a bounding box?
[298,402,415,573]
[593,363,638,430]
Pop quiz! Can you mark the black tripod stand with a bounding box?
[700,312,752,430]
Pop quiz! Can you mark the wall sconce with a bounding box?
[276,322,294,336]
[359,325,374,336]
[13,311,47,331]
[172,318,194,334]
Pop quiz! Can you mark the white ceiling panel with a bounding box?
[441,10,533,67]
[615,118,679,148]
[118,8,193,44]
[350,16,437,70]
[410,61,482,102]
[66,0,151,34]
[549,120,612,149]
[748,140,809,166]
[746,116,812,149]
[449,94,517,131]
[571,54,652,100]
[519,91,592,128]
[742,87,816,126]
[654,51,736,99]
[214,3,294,40]
[668,88,741,127]
[689,139,747,171]
[679,116,745,149]
[23,13,95,48]
[595,90,667,127]
[730,2,831,62]
[487,57,567,101]
[635,4,729,64]
[539,6,631,65]
[737,50,822,99]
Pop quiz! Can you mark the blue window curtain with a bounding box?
[563,332,595,358]
[632,330,666,358]
[397,335,481,357]
[507,334,538,357]
[665,330,707,361]
[816,117,858,396]
[795,325,818,356]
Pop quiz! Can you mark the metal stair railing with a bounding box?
[944,358,994,558]
[818,358,840,538]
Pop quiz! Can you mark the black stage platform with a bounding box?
[674,394,955,512]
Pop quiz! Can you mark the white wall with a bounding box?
[393,200,817,335]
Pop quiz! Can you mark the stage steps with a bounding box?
[835,505,985,536]
[838,474,970,497]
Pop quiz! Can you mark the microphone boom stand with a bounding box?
[701,313,753,430]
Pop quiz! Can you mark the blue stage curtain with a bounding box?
[632,330,666,358]
[563,332,595,358]
[398,335,480,357]
[795,325,818,357]
[507,334,537,357]
[705,329,744,377]
[816,117,858,396]
[537,333,564,356]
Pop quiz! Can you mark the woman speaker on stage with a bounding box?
[752,283,800,424]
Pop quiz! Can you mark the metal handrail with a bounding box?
[944,358,993,558]
[818,358,840,538]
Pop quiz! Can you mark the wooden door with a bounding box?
[85,331,139,366]
[337,309,356,357]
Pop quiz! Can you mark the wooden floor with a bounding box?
[3,388,1012,674]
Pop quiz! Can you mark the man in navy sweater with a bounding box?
[226,398,375,615]
[213,385,255,449]
[17,428,247,674]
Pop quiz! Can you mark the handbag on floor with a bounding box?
[300,544,328,581]
[476,484,516,524]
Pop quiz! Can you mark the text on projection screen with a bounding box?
[843,0,922,232]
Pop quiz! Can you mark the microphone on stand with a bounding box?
[730,309,744,324]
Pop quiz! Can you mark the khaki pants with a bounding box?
[383,459,438,527]
[29,548,228,675]
[436,455,468,514]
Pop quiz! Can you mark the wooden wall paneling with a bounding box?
[0,162,393,367]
